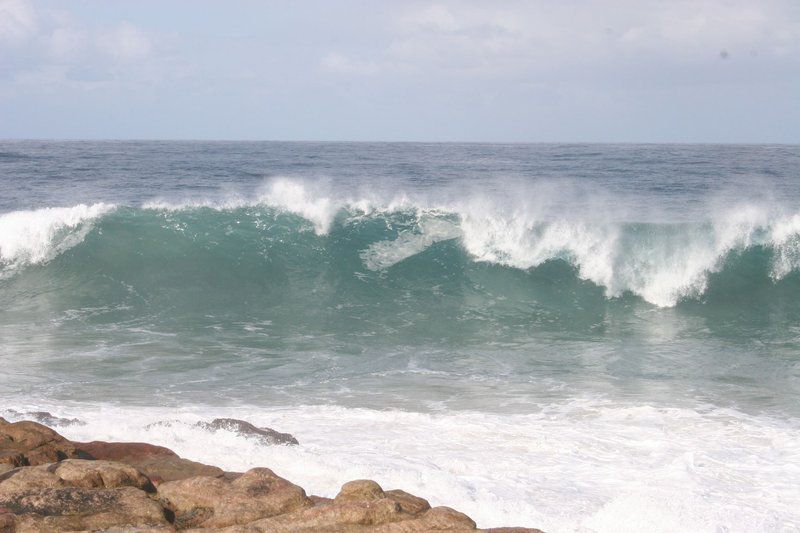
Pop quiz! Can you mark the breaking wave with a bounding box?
[1,181,799,309]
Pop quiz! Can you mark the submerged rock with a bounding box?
[0,420,84,467]
[74,441,224,484]
[157,467,311,528]
[196,418,299,446]
[5,410,86,427]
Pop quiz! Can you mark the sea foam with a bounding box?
[4,400,798,532]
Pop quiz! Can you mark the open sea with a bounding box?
[1,140,799,531]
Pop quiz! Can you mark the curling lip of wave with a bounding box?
[0,203,115,275]
[1,198,799,308]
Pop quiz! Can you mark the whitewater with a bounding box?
[1,141,799,531]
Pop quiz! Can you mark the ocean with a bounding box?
[1,140,799,531]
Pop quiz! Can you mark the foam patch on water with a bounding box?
[4,399,799,532]
[0,203,115,275]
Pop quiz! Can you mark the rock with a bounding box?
[197,418,299,446]
[0,417,7,425]
[74,441,224,484]
[19,410,85,427]
[384,489,431,517]
[157,467,311,528]
[308,495,334,506]
[481,527,544,533]
[334,479,386,503]
[219,498,405,532]
[0,486,169,531]
[0,460,155,495]
[374,506,477,531]
[0,421,83,467]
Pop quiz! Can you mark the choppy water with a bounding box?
[1,141,799,531]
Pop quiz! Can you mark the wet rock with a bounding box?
[157,467,311,528]
[0,421,83,467]
[197,418,299,446]
[10,410,86,427]
[0,486,169,531]
[74,441,223,484]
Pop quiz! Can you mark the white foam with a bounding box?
[0,203,115,274]
[6,399,799,532]
[360,215,461,270]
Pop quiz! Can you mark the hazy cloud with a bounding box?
[1,0,799,141]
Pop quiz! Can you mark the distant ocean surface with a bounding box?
[1,141,799,531]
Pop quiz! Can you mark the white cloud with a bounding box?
[100,22,152,62]
[1,0,156,92]
[321,1,800,77]
[0,0,37,46]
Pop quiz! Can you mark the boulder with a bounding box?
[74,441,224,484]
[334,479,386,504]
[157,467,311,528]
[220,480,434,532]
[196,418,299,446]
[0,486,169,531]
[0,421,83,467]
[0,460,155,495]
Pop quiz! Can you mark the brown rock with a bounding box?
[197,419,299,446]
[0,421,82,467]
[0,486,169,531]
[157,467,311,528]
[481,527,544,533]
[374,506,477,532]
[0,460,155,495]
[334,479,386,503]
[384,489,431,517]
[220,498,405,532]
[74,441,224,484]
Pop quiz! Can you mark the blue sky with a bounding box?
[1,0,799,142]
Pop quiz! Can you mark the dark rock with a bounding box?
[24,411,85,427]
[196,418,299,446]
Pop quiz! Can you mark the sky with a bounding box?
[0,0,799,142]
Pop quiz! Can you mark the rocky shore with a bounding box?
[0,416,541,532]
